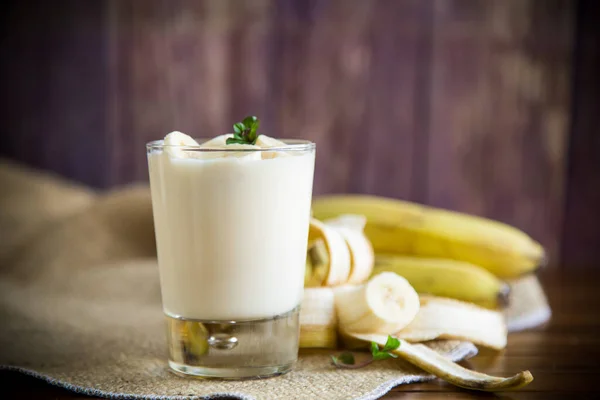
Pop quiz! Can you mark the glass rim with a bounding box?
[146,138,315,152]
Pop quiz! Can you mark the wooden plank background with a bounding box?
[0,0,581,266]
[562,0,600,269]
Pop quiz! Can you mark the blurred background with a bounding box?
[0,0,598,268]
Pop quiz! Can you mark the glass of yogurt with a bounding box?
[147,128,315,379]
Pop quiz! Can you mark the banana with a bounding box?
[163,132,261,160]
[312,195,546,278]
[199,134,232,147]
[167,318,209,363]
[255,135,289,159]
[305,219,351,286]
[373,255,509,309]
[305,238,329,287]
[163,131,199,158]
[325,215,374,285]
[334,272,420,334]
[194,143,261,161]
[255,134,286,147]
[351,333,533,391]
[398,296,507,350]
[299,288,338,349]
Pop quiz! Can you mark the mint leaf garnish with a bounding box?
[382,335,401,352]
[227,116,260,145]
[332,335,400,369]
[331,352,355,366]
[372,335,400,360]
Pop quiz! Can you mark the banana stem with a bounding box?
[351,333,533,391]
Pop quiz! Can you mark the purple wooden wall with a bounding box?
[1,0,591,267]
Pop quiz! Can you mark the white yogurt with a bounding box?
[148,141,315,320]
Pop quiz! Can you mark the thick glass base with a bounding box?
[166,306,299,379]
[168,360,293,380]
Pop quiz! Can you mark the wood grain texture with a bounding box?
[425,0,574,263]
[0,0,109,187]
[0,0,577,264]
[2,269,599,398]
[561,0,600,269]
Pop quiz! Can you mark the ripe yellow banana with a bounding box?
[373,255,509,309]
[299,288,338,348]
[312,195,546,278]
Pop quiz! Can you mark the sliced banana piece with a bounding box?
[255,134,290,159]
[199,134,233,148]
[306,219,351,286]
[299,288,337,349]
[255,134,285,147]
[351,333,533,391]
[334,272,420,334]
[305,238,330,287]
[163,131,200,158]
[192,143,262,161]
[325,215,374,284]
[167,318,209,363]
[397,296,507,350]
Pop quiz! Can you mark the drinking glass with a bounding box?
[146,139,315,379]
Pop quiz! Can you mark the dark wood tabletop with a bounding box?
[2,269,599,399]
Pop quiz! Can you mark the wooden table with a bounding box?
[2,270,599,399]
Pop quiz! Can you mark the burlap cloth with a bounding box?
[0,160,549,399]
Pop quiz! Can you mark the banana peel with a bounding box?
[397,296,507,350]
[350,333,533,391]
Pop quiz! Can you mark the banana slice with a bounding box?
[299,288,337,348]
[199,134,233,148]
[192,143,262,161]
[334,272,420,334]
[167,319,209,363]
[164,131,200,158]
[255,134,285,147]
[325,215,374,284]
[306,219,351,286]
[255,134,289,159]
[351,333,533,391]
[305,238,330,287]
[397,296,507,350]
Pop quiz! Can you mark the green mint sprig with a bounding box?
[226,116,260,145]
[331,336,400,369]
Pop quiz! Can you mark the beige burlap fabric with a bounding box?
[0,160,547,399]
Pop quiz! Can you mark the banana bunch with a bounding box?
[297,196,538,390]
[312,195,545,278]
